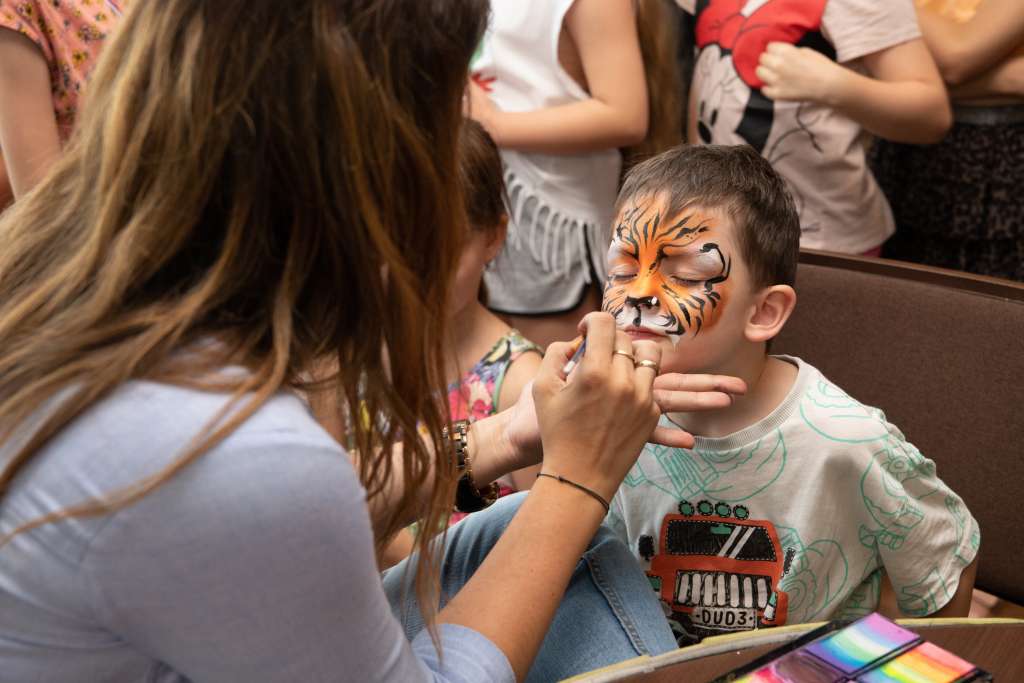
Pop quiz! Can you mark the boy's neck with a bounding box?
[668,348,798,440]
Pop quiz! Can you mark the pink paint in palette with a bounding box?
[721,613,990,683]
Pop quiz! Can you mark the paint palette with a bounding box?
[715,613,990,683]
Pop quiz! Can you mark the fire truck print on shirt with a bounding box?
[643,501,792,643]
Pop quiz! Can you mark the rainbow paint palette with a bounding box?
[716,613,991,683]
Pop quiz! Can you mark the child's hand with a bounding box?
[757,42,847,105]
[465,79,501,140]
[651,373,746,449]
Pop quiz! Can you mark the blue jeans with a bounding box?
[383,493,676,682]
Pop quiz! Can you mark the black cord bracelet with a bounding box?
[536,472,610,513]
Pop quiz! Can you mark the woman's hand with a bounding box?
[499,356,745,473]
[757,41,847,105]
[532,313,660,501]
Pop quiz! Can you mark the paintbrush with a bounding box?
[561,337,587,375]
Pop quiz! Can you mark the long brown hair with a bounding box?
[625,0,684,169]
[0,0,487,632]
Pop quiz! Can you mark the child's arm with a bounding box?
[496,350,544,491]
[0,30,61,199]
[919,0,1024,86]
[949,54,1024,100]
[756,38,952,144]
[877,557,978,619]
[468,0,648,154]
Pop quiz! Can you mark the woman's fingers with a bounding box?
[631,340,661,404]
[576,312,617,373]
[610,330,637,384]
[534,341,575,393]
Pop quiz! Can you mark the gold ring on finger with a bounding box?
[612,349,636,362]
[634,359,660,373]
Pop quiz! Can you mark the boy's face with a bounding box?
[602,196,756,374]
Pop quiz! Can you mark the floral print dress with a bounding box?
[448,329,541,525]
[0,0,127,140]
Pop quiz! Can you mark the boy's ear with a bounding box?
[484,214,509,261]
[745,285,796,344]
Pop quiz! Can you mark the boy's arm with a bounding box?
[877,557,978,619]
[757,38,951,144]
[919,0,1024,86]
[467,0,648,154]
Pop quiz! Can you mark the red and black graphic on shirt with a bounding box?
[693,0,835,153]
[642,500,792,645]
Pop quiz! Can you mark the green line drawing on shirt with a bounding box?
[799,378,891,444]
[836,565,884,620]
[621,459,677,498]
[858,439,934,553]
[895,566,954,617]
[777,525,849,623]
[624,431,787,503]
[945,493,981,566]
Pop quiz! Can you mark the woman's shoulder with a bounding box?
[6,380,355,530]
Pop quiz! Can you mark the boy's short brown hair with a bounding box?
[616,144,801,288]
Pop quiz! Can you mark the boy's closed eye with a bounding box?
[608,267,638,283]
[668,276,703,287]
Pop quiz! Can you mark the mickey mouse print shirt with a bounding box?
[677,0,921,254]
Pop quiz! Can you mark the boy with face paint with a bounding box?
[602,145,979,647]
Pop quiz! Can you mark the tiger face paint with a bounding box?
[603,201,732,346]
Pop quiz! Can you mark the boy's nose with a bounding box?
[625,295,659,311]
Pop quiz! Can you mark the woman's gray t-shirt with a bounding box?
[0,380,512,682]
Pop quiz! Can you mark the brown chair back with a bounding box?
[774,250,1024,605]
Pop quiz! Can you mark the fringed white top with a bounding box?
[472,0,622,313]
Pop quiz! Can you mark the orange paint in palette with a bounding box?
[716,613,991,683]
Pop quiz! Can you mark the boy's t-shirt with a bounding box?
[605,356,979,646]
[676,0,920,253]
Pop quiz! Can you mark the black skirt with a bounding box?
[869,104,1024,282]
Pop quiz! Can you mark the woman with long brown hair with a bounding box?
[0,1,743,680]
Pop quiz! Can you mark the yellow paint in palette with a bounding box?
[857,641,977,683]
